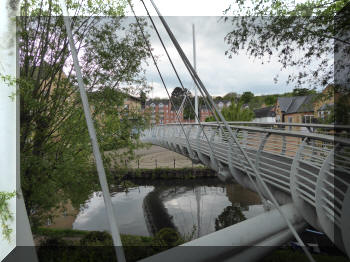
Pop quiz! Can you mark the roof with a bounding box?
[146,99,170,106]
[126,93,141,101]
[277,95,315,114]
[318,103,334,111]
[254,106,276,118]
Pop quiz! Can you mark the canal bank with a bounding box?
[33,171,349,262]
[112,167,216,180]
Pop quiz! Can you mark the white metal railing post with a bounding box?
[255,133,272,210]
[141,121,350,257]
[315,147,336,243]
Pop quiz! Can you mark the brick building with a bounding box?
[145,98,231,124]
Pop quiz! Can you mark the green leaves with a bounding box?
[0,191,16,242]
[18,12,151,226]
[223,0,350,89]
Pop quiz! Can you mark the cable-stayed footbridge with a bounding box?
[140,122,350,261]
[2,0,349,261]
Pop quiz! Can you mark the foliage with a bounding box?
[154,228,183,247]
[33,227,90,238]
[80,231,113,246]
[206,100,254,122]
[18,1,151,227]
[0,191,16,242]
[223,0,350,89]
[264,95,278,106]
[36,228,182,262]
[117,167,216,180]
[215,205,246,231]
[213,96,223,101]
[292,88,317,96]
[240,91,254,104]
[223,92,238,102]
[170,87,195,120]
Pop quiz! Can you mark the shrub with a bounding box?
[80,231,113,246]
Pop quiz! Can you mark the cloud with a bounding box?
[134,16,314,98]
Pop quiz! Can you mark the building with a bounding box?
[199,100,231,122]
[199,105,211,122]
[145,98,233,124]
[313,85,336,122]
[276,95,315,122]
[145,99,183,125]
[253,106,276,123]
[123,93,141,111]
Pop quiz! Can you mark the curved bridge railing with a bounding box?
[141,122,350,256]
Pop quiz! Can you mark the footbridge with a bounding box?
[141,122,350,261]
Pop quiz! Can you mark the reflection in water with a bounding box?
[215,206,245,231]
[73,186,154,236]
[73,179,263,239]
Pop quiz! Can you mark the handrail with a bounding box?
[142,123,350,257]
[152,123,350,146]
[160,121,350,129]
[227,122,350,130]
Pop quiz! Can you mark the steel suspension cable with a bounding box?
[59,2,126,261]
[139,0,218,117]
[147,1,315,261]
[138,0,226,170]
[128,1,195,159]
[139,0,270,208]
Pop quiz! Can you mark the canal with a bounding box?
[72,178,264,239]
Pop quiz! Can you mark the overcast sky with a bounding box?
[125,1,315,98]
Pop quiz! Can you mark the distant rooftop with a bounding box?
[254,106,276,118]
[277,95,315,114]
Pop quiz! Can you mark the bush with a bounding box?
[80,231,113,246]
[154,228,182,247]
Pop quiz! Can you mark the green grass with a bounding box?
[34,227,182,262]
[33,227,91,238]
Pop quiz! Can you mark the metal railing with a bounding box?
[141,122,350,256]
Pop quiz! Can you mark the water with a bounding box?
[73,179,264,238]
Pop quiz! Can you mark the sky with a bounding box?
[124,1,315,98]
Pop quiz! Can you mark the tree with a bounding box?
[206,100,255,122]
[223,92,238,102]
[240,91,254,104]
[223,1,350,89]
[215,205,246,231]
[18,1,151,226]
[170,87,195,120]
[214,96,223,101]
[140,90,147,109]
[292,88,317,96]
[264,95,278,106]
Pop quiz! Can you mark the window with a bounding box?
[288,116,293,130]
[303,115,314,123]
[276,115,281,122]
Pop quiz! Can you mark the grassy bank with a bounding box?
[114,167,216,180]
[33,227,184,262]
[33,228,349,262]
